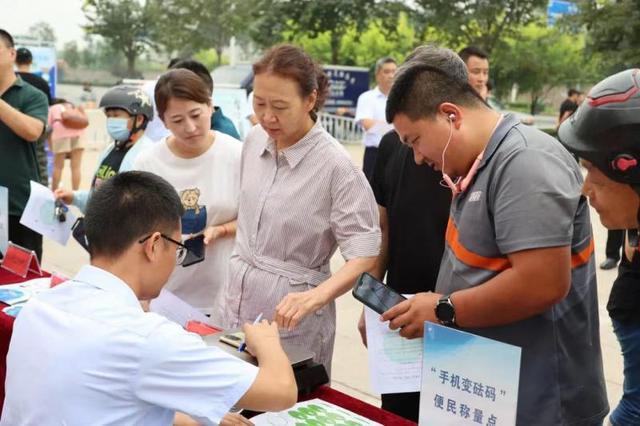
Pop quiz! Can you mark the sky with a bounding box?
[1,0,87,48]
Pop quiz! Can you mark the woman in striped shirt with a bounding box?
[219,45,381,374]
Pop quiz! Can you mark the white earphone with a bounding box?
[448,113,455,122]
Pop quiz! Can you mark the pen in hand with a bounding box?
[238,312,263,352]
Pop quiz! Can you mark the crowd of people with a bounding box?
[1,24,640,425]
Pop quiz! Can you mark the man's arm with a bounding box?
[235,321,297,412]
[0,98,44,142]
[382,245,571,338]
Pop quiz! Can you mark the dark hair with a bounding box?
[386,63,486,123]
[154,68,211,120]
[171,59,214,93]
[458,46,489,64]
[253,44,329,120]
[84,171,183,258]
[0,29,14,48]
[52,98,69,105]
[15,47,32,65]
[568,88,580,97]
[168,57,182,69]
[375,56,397,74]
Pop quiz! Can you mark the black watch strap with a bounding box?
[435,294,456,326]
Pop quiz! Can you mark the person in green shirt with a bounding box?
[0,29,48,261]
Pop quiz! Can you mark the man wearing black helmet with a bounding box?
[558,68,640,426]
[54,85,154,213]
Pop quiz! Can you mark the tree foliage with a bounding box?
[412,0,547,53]
[28,22,57,44]
[492,22,596,113]
[83,0,157,77]
[571,0,640,72]
[150,0,247,65]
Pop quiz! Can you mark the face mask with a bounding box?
[106,118,131,143]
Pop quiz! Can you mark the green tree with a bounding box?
[412,0,547,54]
[283,12,417,69]
[151,0,247,65]
[83,0,157,78]
[571,0,640,72]
[492,22,595,114]
[28,22,57,44]
[61,41,81,68]
[250,0,400,64]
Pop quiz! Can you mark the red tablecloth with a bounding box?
[0,268,50,416]
[300,386,417,425]
[0,269,416,424]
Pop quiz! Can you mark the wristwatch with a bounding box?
[435,294,456,326]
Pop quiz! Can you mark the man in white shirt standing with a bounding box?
[1,171,297,426]
[355,57,397,179]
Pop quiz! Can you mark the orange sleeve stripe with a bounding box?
[445,217,511,272]
[446,217,594,272]
[571,238,594,269]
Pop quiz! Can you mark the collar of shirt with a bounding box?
[1,74,23,98]
[372,86,386,100]
[260,119,324,168]
[478,113,521,170]
[72,265,143,311]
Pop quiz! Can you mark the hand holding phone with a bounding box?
[182,234,205,267]
[352,272,406,315]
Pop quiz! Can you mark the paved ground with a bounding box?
[42,140,624,414]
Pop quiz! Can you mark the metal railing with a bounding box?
[319,112,363,145]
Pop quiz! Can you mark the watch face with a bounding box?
[436,301,455,322]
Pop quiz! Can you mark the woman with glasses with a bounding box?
[134,69,242,320]
[219,45,380,373]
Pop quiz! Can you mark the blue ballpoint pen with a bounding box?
[238,312,263,352]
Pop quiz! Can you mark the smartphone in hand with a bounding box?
[352,272,407,315]
[182,234,205,267]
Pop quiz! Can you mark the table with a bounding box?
[0,269,417,425]
[299,386,417,425]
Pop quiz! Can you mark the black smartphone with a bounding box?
[182,234,205,267]
[352,272,407,315]
[71,217,90,252]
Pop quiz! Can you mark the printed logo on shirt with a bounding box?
[180,188,207,235]
[468,191,483,202]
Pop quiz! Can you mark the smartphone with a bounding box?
[182,234,205,267]
[71,217,90,252]
[219,331,245,349]
[352,272,407,315]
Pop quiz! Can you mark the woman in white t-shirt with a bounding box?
[134,69,242,320]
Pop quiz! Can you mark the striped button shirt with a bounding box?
[219,120,380,372]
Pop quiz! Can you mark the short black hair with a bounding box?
[84,171,183,258]
[458,46,489,64]
[15,47,32,65]
[375,56,397,74]
[0,29,14,48]
[171,59,214,93]
[568,88,580,97]
[386,64,486,123]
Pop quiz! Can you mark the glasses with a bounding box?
[138,233,188,265]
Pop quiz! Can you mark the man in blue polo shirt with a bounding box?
[382,47,608,424]
[0,29,48,260]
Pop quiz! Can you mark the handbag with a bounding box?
[60,104,89,130]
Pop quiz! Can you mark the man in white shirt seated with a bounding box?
[0,171,297,426]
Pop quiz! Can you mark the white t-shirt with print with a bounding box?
[134,131,242,320]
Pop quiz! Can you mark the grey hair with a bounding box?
[398,44,468,85]
[375,56,397,74]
